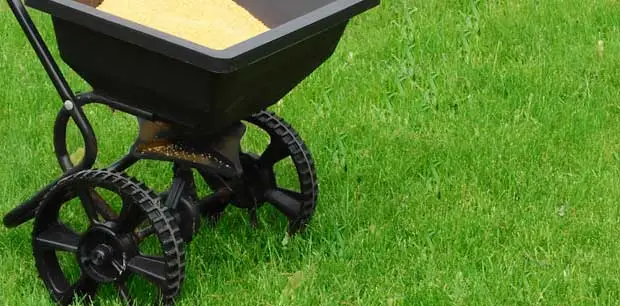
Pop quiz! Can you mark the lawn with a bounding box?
[2,0,620,305]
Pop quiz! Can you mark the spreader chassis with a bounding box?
[3,0,323,304]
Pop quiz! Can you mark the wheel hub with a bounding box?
[89,244,113,266]
[78,225,130,283]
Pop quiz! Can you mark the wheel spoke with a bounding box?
[57,275,98,305]
[127,255,168,286]
[134,226,156,244]
[116,197,145,233]
[78,187,119,223]
[89,189,119,221]
[258,140,290,167]
[264,188,303,220]
[77,186,98,223]
[34,222,81,253]
[73,275,99,303]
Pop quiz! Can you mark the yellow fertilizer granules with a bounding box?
[97,0,270,50]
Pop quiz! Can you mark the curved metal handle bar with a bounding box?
[54,106,99,172]
[4,101,97,228]
[54,92,155,172]
[55,92,159,172]
[3,0,99,228]
[53,108,74,172]
[62,103,98,173]
[7,0,74,102]
[7,0,98,171]
[7,0,99,172]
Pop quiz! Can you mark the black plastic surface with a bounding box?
[26,0,379,72]
[25,0,379,133]
[234,0,335,28]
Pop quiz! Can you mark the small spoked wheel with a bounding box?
[200,110,319,235]
[32,169,185,305]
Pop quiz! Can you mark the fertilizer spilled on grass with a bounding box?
[97,0,270,50]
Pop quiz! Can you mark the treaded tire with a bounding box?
[246,110,319,234]
[32,169,185,305]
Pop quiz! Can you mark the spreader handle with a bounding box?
[6,0,97,165]
[3,3,104,228]
[3,180,56,228]
[4,1,96,227]
[7,0,74,102]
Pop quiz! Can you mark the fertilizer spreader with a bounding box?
[2,0,378,304]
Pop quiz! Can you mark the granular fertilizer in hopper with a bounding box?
[97,0,270,50]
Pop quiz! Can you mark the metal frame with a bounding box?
[0,0,351,303]
[53,92,155,172]
[2,0,174,228]
[2,0,233,228]
[2,0,318,236]
[3,0,99,227]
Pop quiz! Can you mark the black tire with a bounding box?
[32,169,185,305]
[245,110,319,234]
[199,110,319,235]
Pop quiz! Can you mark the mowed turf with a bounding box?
[1,0,620,305]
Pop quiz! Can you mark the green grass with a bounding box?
[2,0,620,305]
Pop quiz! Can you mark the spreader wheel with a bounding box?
[32,169,185,305]
[200,110,319,235]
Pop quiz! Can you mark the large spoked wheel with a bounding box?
[200,110,319,235]
[32,169,185,305]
